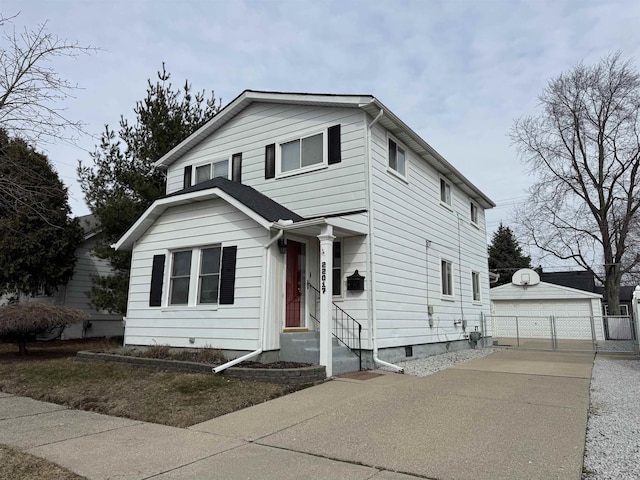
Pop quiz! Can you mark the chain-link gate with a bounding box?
[487,314,639,354]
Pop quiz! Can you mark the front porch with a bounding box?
[270,217,368,376]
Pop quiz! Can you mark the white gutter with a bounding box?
[366,108,404,373]
[213,228,284,373]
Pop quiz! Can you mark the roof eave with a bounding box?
[155,90,374,169]
[360,100,496,210]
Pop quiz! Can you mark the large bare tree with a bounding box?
[512,52,640,315]
[0,12,95,219]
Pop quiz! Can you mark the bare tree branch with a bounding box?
[512,52,640,314]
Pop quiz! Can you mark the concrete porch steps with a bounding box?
[279,332,361,375]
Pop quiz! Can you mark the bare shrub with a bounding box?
[0,302,89,354]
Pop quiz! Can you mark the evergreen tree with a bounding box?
[78,64,220,315]
[0,131,83,297]
[488,223,532,286]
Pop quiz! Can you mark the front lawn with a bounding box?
[0,338,304,428]
[0,445,86,480]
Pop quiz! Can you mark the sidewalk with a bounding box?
[0,349,594,479]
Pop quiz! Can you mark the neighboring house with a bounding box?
[539,270,635,319]
[490,269,605,342]
[114,90,495,375]
[54,215,124,339]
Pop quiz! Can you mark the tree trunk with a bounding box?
[604,267,622,316]
[17,339,28,355]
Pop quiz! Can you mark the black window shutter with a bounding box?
[328,124,342,165]
[219,246,237,305]
[265,144,275,179]
[149,254,165,307]
[183,165,192,189]
[232,153,242,183]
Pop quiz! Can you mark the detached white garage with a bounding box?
[490,269,605,342]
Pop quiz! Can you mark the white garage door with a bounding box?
[492,299,595,340]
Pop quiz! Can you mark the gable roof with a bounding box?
[114,177,303,251]
[490,281,602,300]
[154,90,495,210]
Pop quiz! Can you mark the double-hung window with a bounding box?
[169,250,192,305]
[470,202,479,225]
[440,178,452,207]
[441,259,453,297]
[194,159,229,185]
[280,132,324,174]
[472,271,481,302]
[168,246,223,305]
[198,247,222,304]
[388,138,406,177]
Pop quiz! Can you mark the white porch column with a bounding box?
[318,225,335,377]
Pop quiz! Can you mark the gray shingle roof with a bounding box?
[167,177,304,223]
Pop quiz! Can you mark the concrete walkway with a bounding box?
[0,349,594,480]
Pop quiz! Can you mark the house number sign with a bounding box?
[321,261,326,294]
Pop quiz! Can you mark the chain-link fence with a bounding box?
[487,314,638,354]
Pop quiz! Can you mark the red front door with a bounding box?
[285,240,305,328]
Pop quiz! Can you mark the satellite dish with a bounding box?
[511,268,540,286]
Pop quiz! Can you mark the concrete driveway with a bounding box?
[0,348,594,479]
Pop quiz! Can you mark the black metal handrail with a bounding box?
[307,282,362,370]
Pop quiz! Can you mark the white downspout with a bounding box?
[366,107,404,373]
[213,228,284,373]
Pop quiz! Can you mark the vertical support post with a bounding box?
[589,316,597,352]
[515,316,520,347]
[318,225,335,377]
[550,316,557,350]
[632,287,640,356]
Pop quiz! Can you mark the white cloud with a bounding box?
[3,0,640,238]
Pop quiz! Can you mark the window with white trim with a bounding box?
[388,138,406,176]
[333,241,342,296]
[278,131,325,175]
[440,178,452,206]
[169,250,192,305]
[441,259,453,297]
[470,202,479,225]
[194,159,229,184]
[198,247,222,304]
[472,271,481,302]
[168,246,223,306]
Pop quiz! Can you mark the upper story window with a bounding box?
[388,138,406,177]
[470,202,479,225]
[279,131,325,175]
[440,178,452,207]
[194,158,229,185]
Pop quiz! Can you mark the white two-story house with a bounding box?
[114,90,495,376]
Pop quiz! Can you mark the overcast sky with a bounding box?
[4,0,640,264]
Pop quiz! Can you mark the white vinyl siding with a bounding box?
[124,198,267,350]
[370,121,490,348]
[165,103,367,218]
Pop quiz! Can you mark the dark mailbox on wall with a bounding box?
[347,270,365,291]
